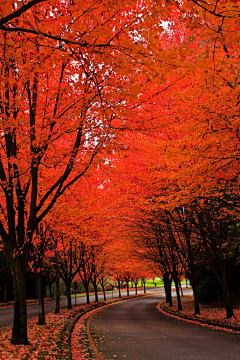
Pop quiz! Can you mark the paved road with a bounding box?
[89,295,240,360]
[0,286,169,328]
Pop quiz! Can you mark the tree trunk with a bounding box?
[168,278,173,307]
[189,272,200,315]
[101,282,106,301]
[55,276,60,314]
[209,247,234,318]
[85,285,90,304]
[36,271,45,325]
[163,273,173,307]
[163,272,170,303]
[3,280,7,303]
[135,282,137,295]
[126,283,129,296]
[206,242,234,318]
[65,278,72,310]
[143,281,146,294]
[93,282,98,302]
[11,259,29,344]
[179,281,183,296]
[174,277,182,311]
[117,279,121,298]
[49,282,53,298]
[219,273,234,319]
[185,235,200,314]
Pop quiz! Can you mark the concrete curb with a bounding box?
[158,301,240,333]
[63,291,164,360]
[62,302,106,360]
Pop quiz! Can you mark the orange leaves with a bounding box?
[0,310,71,359]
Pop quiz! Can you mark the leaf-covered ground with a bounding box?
[0,304,100,360]
[0,310,69,359]
[160,295,240,332]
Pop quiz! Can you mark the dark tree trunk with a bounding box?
[101,282,106,301]
[174,277,182,311]
[55,276,60,314]
[168,289,173,307]
[206,243,234,318]
[85,285,90,304]
[93,282,98,302]
[49,282,53,298]
[126,283,129,296]
[189,272,200,315]
[37,271,45,325]
[11,259,29,344]
[135,282,137,295]
[2,280,7,303]
[65,278,72,310]
[163,272,170,303]
[163,273,173,307]
[208,248,234,318]
[196,208,234,318]
[35,278,38,300]
[117,279,121,298]
[143,281,146,294]
[185,236,200,314]
[179,281,183,296]
[219,273,234,319]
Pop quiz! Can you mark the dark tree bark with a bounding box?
[36,271,45,325]
[188,271,200,315]
[11,259,29,344]
[2,281,7,303]
[163,272,171,303]
[143,280,146,294]
[85,286,90,304]
[195,207,235,318]
[117,279,121,298]
[135,281,138,295]
[92,280,98,302]
[65,278,72,310]
[55,276,60,314]
[126,282,129,296]
[100,279,106,301]
[173,277,182,311]
[49,282,53,298]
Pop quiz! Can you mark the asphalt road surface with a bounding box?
[0,286,168,328]
[89,295,240,360]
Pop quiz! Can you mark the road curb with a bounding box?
[62,302,107,360]
[157,301,240,333]
[64,291,164,360]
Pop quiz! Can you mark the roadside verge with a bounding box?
[157,298,240,333]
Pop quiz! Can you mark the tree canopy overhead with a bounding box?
[0,0,240,345]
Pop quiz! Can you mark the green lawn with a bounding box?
[138,278,190,288]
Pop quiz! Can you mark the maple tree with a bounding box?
[0,0,166,344]
[0,246,11,303]
[29,221,53,325]
[0,0,239,345]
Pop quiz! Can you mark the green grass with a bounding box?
[143,278,164,287]
[65,278,190,299]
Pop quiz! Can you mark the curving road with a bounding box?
[89,295,240,360]
[0,287,168,328]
